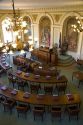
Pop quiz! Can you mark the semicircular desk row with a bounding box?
[0,86,81,106]
[11,71,68,84]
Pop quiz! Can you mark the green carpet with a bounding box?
[58,54,76,67]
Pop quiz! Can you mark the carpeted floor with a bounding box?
[0,52,83,125]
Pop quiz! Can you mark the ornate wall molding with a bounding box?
[53,14,62,23]
[31,14,38,22]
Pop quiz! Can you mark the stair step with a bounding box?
[58,55,76,67]
[58,58,75,63]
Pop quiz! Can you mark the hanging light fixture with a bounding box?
[4,0,28,42]
[11,0,28,33]
[71,16,83,32]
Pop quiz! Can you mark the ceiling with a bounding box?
[0,0,83,9]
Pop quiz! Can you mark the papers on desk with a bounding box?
[39,66,42,69]
[1,86,7,91]
[16,70,22,75]
[37,94,45,100]
[11,89,18,95]
[24,73,30,77]
[34,75,40,79]
[23,92,31,98]
[66,94,74,101]
[46,75,51,80]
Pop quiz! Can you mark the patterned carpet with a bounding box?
[0,52,83,125]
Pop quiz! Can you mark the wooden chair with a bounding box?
[0,95,6,103]
[56,82,67,95]
[51,106,62,121]
[33,105,45,121]
[1,97,16,114]
[16,104,30,118]
[8,71,17,87]
[30,84,41,94]
[16,78,25,90]
[44,85,53,95]
[67,105,80,121]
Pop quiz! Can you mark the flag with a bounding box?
[59,32,61,48]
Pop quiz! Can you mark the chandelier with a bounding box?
[5,0,28,40]
[71,16,83,32]
[12,0,27,31]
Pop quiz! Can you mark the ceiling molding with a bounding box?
[0,5,83,14]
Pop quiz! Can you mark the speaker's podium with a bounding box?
[31,47,58,65]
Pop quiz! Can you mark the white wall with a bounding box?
[80,32,83,59]
[53,26,60,47]
[32,24,39,48]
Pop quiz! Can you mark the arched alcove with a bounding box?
[39,16,51,48]
[62,16,79,52]
[2,17,13,44]
[22,16,32,42]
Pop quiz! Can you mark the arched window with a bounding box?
[2,16,32,45]
[2,17,13,44]
[23,16,32,42]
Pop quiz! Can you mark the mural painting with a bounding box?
[39,16,51,48]
[66,18,79,52]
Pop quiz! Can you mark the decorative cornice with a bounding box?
[0,5,83,13]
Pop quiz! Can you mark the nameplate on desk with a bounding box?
[66,94,74,101]
[23,92,31,98]
[11,89,18,95]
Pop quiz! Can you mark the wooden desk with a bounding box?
[72,71,83,87]
[0,88,81,106]
[13,56,39,71]
[14,71,68,85]
[31,48,58,65]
